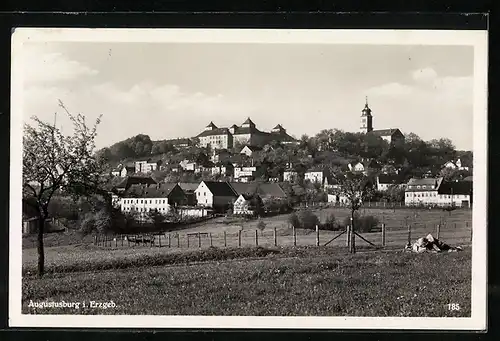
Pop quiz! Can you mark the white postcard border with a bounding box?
[9,28,488,330]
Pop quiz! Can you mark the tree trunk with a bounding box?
[350,208,356,254]
[37,214,46,277]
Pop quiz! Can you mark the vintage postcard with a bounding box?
[10,28,487,330]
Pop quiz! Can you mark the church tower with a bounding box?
[360,96,373,133]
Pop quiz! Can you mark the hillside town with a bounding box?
[100,99,473,224]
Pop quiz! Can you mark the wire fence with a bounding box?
[94,220,472,251]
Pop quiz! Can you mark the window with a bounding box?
[163,200,166,204]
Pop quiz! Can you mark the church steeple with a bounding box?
[360,96,373,133]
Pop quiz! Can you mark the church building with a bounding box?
[359,97,405,144]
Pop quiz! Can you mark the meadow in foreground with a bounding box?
[22,246,471,317]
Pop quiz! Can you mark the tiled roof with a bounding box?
[116,176,157,189]
[241,117,255,126]
[178,182,199,192]
[232,126,262,135]
[229,182,287,198]
[166,138,191,145]
[196,127,231,137]
[202,181,238,197]
[123,183,179,198]
[405,177,443,192]
[206,121,217,129]
[241,145,263,152]
[240,193,259,201]
[438,181,472,195]
[377,174,404,185]
[369,128,401,137]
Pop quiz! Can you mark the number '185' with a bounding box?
[448,303,461,311]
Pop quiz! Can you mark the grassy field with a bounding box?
[22,207,472,250]
[22,246,471,317]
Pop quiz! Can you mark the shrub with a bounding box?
[257,220,266,231]
[79,213,95,235]
[298,209,320,230]
[342,213,379,233]
[79,209,112,235]
[321,213,338,231]
[288,213,300,228]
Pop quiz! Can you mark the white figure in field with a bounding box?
[409,234,463,253]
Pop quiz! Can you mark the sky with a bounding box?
[21,42,474,150]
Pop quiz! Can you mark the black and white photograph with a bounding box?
[10,28,487,329]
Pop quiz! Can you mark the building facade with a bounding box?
[196,118,298,150]
[119,183,187,220]
[194,181,238,211]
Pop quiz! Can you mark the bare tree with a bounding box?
[23,101,104,277]
[331,170,374,253]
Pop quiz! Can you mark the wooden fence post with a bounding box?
[346,225,351,248]
[238,230,242,247]
[293,226,297,246]
[436,224,441,240]
[273,227,277,247]
[209,233,213,247]
[158,234,162,248]
[470,225,473,242]
[255,230,259,246]
[407,225,411,246]
[350,227,356,253]
[381,223,386,247]
[315,225,319,247]
[115,237,117,248]
[127,236,130,247]
[141,235,144,245]
[121,235,124,247]
[94,235,97,246]
[224,231,227,247]
[187,235,190,248]
[198,233,202,248]
[177,233,180,248]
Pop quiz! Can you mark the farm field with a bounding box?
[22,246,472,317]
[22,207,472,273]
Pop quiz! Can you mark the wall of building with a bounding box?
[305,172,323,184]
[120,197,172,218]
[195,183,214,207]
[405,191,470,207]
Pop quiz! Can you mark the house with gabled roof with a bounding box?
[443,158,470,171]
[404,177,444,206]
[376,174,406,191]
[114,176,157,193]
[240,145,263,157]
[119,183,188,219]
[233,193,263,216]
[194,181,238,211]
[165,138,192,149]
[437,181,472,207]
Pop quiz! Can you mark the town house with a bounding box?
[194,181,238,212]
[120,183,187,220]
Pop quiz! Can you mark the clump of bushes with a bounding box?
[320,213,340,231]
[342,213,379,233]
[287,209,320,230]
